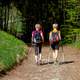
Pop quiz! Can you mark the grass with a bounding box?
[0,31,27,72]
[71,40,80,49]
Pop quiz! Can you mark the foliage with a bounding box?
[8,3,23,34]
[59,0,80,45]
[0,0,80,44]
[0,31,27,71]
[0,2,24,37]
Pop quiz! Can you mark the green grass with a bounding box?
[71,40,80,49]
[0,31,27,71]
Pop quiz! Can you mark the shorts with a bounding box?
[51,42,59,50]
[34,43,42,55]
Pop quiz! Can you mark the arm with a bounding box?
[49,32,52,44]
[49,32,52,41]
[31,31,34,43]
[58,31,61,40]
[40,31,44,42]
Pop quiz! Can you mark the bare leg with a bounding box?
[39,54,42,61]
[35,55,38,63]
[55,49,58,61]
[53,49,58,61]
[34,45,39,64]
[52,50,55,61]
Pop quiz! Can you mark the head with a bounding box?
[35,24,41,31]
[52,23,58,29]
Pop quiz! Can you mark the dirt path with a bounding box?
[1,46,80,80]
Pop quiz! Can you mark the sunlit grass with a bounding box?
[72,40,80,48]
[0,31,27,71]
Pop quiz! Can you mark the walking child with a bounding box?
[49,23,61,63]
[32,24,44,64]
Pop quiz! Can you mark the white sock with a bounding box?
[39,54,42,61]
[35,55,38,63]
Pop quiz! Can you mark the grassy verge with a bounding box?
[0,31,27,72]
[71,40,80,49]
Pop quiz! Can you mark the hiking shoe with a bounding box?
[38,60,42,65]
[35,61,41,65]
[35,61,38,65]
[54,60,59,65]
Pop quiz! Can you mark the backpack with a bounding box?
[33,31,42,43]
[50,31,59,43]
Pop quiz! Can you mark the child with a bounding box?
[49,23,61,63]
[32,24,44,64]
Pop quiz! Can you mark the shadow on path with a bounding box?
[59,61,74,65]
[39,60,74,66]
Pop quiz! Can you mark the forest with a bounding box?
[0,0,80,44]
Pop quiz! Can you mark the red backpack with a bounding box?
[50,31,59,43]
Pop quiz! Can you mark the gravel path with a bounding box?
[0,46,80,80]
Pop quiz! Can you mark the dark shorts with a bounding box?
[51,42,59,50]
[34,43,42,55]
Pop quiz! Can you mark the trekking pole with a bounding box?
[60,39,64,63]
[47,43,52,63]
[28,42,35,54]
[28,43,33,54]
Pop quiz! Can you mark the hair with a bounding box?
[52,23,58,28]
[35,24,42,30]
[53,24,58,28]
[35,24,40,28]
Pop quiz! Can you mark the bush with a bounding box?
[0,31,27,72]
